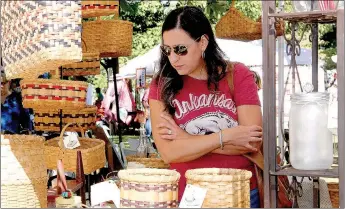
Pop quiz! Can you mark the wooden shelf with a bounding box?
[268,10,340,23]
[270,166,339,178]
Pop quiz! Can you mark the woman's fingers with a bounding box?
[160,113,177,127]
[158,128,172,135]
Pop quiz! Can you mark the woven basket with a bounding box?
[44,123,106,175]
[1,134,47,208]
[215,0,284,41]
[59,53,100,77]
[0,1,82,80]
[327,182,339,208]
[185,168,252,208]
[34,106,97,132]
[126,155,170,169]
[81,0,119,18]
[118,168,180,208]
[21,79,88,109]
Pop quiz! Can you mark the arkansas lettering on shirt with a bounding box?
[148,63,261,201]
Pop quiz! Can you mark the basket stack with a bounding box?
[185,168,252,208]
[118,168,180,208]
[1,134,47,208]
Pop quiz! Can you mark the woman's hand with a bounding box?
[157,113,191,140]
[222,125,262,152]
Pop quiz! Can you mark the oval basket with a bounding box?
[185,168,252,208]
[118,168,180,208]
[1,134,47,208]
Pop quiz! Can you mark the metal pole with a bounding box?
[311,23,319,91]
[110,58,122,143]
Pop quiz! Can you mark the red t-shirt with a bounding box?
[149,63,261,200]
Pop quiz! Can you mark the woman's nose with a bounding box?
[169,52,179,63]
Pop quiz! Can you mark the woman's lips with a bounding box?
[174,65,184,69]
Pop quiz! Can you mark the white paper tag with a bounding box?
[63,132,80,149]
[91,180,120,208]
[179,184,207,208]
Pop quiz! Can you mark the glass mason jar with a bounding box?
[289,92,333,170]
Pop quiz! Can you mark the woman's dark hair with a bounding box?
[155,6,229,115]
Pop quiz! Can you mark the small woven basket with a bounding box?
[34,106,97,132]
[1,1,82,79]
[21,79,88,109]
[59,53,100,77]
[81,0,119,18]
[185,168,252,208]
[327,182,339,208]
[1,134,47,208]
[215,0,284,41]
[118,168,180,208]
[126,155,170,169]
[44,123,106,175]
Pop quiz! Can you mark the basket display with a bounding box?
[185,168,252,208]
[118,168,180,208]
[327,182,339,208]
[126,155,170,169]
[21,79,88,109]
[81,0,119,18]
[1,134,47,208]
[44,123,106,175]
[215,0,284,41]
[0,1,82,79]
[60,57,100,77]
[34,106,97,132]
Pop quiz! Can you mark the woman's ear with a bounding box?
[200,34,209,51]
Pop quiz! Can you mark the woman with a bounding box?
[148,6,263,208]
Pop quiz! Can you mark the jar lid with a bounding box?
[291,92,330,102]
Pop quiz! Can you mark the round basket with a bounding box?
[34,105,97,132]
[118,168,180,208]
[1,134,47,208]
[44,123,106,175]
[185,168,252,208]
[81,0,119,18]
[327,182,339,208]
[126,155,170,169]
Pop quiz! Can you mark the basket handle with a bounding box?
[230,0,236,8]
[58,123,85,149]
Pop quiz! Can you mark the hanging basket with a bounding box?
[0,1,82,79]
[185,168,252,208]
[21,79,88,110]
[118,168,180,208]
[44,123,106,175]
[215,0,284,41]
[81,0,119,18]
[1,134,47,208]
[34,105,97,132]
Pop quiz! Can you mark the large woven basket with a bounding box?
[44,123,106,175]
[215,0,284,41]
[185,168,252,208]
[34,106,97,132]
[126,155,170,169]
[327,182,339,208]
[21,79,88,109]
[81,0,119,18]
[1,134,47,208]
[0,1,82,79]
[118,168,180,208]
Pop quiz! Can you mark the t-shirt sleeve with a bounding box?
[233,63,261,107]
[148,79,161,101]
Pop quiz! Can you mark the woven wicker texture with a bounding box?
[34,106,97,132]
[118,168,180,208]
[44,123,106,175]
[328,182,339,208]
[81,0,119,18]
[0,1,82,79]
[1,134,47,208]
[215,0,284,41]
[21,79,88,109]
[185,168,252,208]
[59,52,100,76]
[126,155,170,169]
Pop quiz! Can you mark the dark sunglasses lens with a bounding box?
[161,46,171,56]
[174,45,188,56]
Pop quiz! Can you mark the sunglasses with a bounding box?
[160,36,202,57]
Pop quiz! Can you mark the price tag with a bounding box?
[179,184,207,208]
[63,132,80,149]
[91,181,120,208]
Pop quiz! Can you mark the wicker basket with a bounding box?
[34,106,97,132]
[21,79,88,109]
[185,168,252,208]
[118,168,180,208]
[126,155,170,169]
[215,0,284,41]
[1,1,82,79]
[59,52,100,77]
[1,134,47,208]
[44,123,106,175]
[81,0,119,18]
[327,182,339,208]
